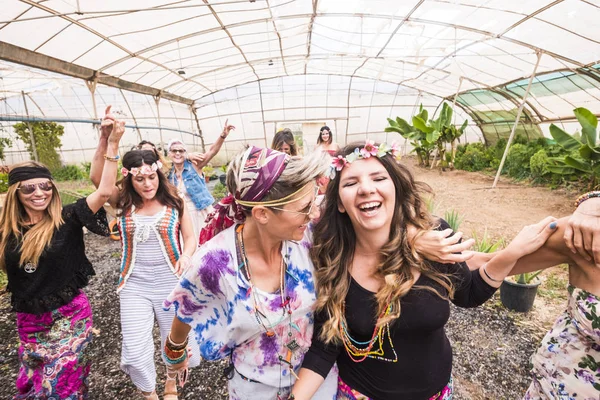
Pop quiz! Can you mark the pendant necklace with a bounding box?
[236,224,301,397]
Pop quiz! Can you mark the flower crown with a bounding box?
[329,140,401,177]
[121,161,162,177]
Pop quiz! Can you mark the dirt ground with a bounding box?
[0,157,578,399]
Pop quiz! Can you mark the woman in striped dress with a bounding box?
[93,136,201,399]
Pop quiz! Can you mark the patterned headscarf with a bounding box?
[199,146,289,245]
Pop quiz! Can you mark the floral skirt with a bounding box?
[336,376,453,400]
[14,291,93,400]
[525,285,600,399]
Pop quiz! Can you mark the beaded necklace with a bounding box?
[235,224,301,398]
[339,301,398,363]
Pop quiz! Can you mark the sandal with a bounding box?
[164,370,179,400]
[141,391,159,400]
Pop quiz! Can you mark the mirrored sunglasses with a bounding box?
[18,181,54,195]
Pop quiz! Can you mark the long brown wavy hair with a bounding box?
[117,150,183,216]
[311,143,455,344]
[0,161,63,272]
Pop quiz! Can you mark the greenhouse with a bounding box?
[1,1,600,399]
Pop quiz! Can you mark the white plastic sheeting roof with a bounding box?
[1,0,600,164]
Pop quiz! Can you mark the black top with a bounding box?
[5,198,109,314]
[302,220,497,400]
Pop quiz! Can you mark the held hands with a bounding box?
[411,226,475,264]
[565,197,600,266]
[505,216,558,259]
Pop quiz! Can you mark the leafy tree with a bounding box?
[0,137,12,161]
[13,121,64,171]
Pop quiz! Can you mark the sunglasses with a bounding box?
[268,186,322,217]
[18,181,54,195]
[170,149,186,154]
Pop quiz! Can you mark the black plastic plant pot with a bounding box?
[219,174,226,185]
[500,279,541,313]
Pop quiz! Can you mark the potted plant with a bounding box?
[500,271,542,313]
[202,164,215,183]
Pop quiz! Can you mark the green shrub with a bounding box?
[212,182,228,203]
[53,165,86,181]
[530,149,549,180]
[505,143,532,179]
[455,145,489,171]
[0,172,8,193]
[81,162,92,176]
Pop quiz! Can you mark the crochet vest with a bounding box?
[117,206,181,292]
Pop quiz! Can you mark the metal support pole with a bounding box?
[21,91,39,161]
[492,51,542,188]
[190,106,207,153]
[153,94,164,148]
[120,89,142,142]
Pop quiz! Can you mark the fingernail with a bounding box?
[549,222,557,229]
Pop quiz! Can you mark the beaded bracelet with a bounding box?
[166,333,188,351]
[104,154,120,162]
[575,191,600,208]
[164,348,188,365]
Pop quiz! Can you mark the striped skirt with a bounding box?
[15,292,93,400]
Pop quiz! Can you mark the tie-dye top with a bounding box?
[164,224,317,388]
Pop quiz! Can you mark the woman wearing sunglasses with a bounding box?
[0,114,125,399]
[166,119,235,242]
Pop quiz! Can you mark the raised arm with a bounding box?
[189,119,235,172]
[90,106,114,188]
[86,118,125,214]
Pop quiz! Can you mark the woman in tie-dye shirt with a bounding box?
[163,147,339,399]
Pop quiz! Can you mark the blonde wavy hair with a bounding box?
[0,161,64,272]
[311,143,455,344]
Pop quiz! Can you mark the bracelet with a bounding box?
[164,348,188,364]
[166,333,189,351]
[104,154,120,162]
[220,133,227,139]
[575,191,600,208]
[481,265,503,283]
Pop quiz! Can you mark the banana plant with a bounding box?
[548,107,600,189]
[386,105,436,166]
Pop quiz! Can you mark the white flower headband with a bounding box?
[121,161,162,177]
[329,140,401,178]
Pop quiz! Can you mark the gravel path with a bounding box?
[0,233,543,399]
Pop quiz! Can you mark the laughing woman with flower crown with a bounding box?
[289,141,574,400]
[0,113,125,399]
[91,109,201,400]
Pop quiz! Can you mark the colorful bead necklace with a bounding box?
[235,224,301,398]
[339,301,398,363]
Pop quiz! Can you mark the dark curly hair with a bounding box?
[117,150,183,216]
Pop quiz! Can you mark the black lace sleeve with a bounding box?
[62,197,110,237]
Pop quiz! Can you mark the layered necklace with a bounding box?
[235,224,301,398]
[339,301,398,363]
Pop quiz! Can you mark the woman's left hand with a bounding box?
[411,226,475,264]
[505,216,558,259]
